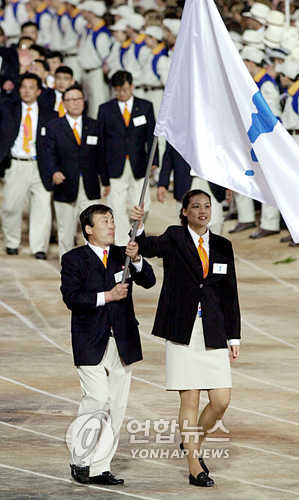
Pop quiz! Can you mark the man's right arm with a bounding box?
[61,254,128,311]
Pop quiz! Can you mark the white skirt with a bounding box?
[165,315,232,390]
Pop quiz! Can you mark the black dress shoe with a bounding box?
[280,234,292,243]
[229,222,256,234]
[34,252,47,260]
[6,247,18,255]
[89,471,124,485]
[189,472,214,487]
[249,228,280,239]
[179,443,209,474]
[70,464,90,484]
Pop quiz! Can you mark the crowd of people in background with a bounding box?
[0,0,298,261]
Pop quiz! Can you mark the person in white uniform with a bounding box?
[279,59,299,247]
[131,189,241,488]
[79,0,111,118]
[63,0,87,83]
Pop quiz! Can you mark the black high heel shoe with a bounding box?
[179,442,209,474]
[189,472,214,487]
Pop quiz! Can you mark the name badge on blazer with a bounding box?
[86,135,98,145]
[41,127,46,136]
[114,270,131,283]
[213,263,227,274]
[133,115,147,127]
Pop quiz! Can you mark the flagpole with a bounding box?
[121,135,159,283]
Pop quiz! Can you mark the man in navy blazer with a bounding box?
[45,84,110,257]
[60,203,155,486]
[0,72,57,259]
[97,70,159,245]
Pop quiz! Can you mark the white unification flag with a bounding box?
[155,0,299,242]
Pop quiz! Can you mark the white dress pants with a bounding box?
[82,68,109,119]
[73,337,132,476]
[107,158,151,245]
[234,193,255,223]
[260,204,280,231]
[1,159,51,253]
[54,177,100,258]
[191,177,224,236]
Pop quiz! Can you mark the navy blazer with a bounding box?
[61,244,156,366]
[0,99,57,189]
[159,142,226,203]
[136,227,240,348]
[44,115,109,202]
[97,96,159,179]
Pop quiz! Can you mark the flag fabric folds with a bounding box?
[155,0,299,242]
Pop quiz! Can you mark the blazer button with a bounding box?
[199,284,203,288]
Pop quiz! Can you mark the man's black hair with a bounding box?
[19,72,43,90]
[80,204,113,241]
[111,70,133,87]
[33,58,50,72]
[47,50,64,62]
[62,83,84,100]
[55,65,73,77]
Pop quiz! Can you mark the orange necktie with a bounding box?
[23,106,32,153]
[123,103,130,127]
[197,237,209,278]
[102,249,108,268]
[58,99,66,117]
[73,122,81,145]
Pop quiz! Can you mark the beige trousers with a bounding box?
[73,337,132,476]
[1,159,51,253]
[81,68,109,119]
[107,158,151,246]
[54,177,100,258]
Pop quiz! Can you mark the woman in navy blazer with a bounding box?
[131,189,241,488]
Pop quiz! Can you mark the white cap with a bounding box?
[279,59,299,79]
[163,18,180,37]
[266,47,288,60]
[80,1,106,17]
[264,26,284,48]
[241,46,265,64]
[242,29,264,49]
[281,37,299,53]
[110,5,134,19]
[242,3,270,25]
[144,25,163,41]
[266,10,285,27]
[110,19,128,31]
[126,13,144,31]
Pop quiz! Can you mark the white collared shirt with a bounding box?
[65,113,82,138]
[118,96,134,115]
[187,225,239,346]
[88,242,143,306]
[54,89,63,111]
[11,101,39,159]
